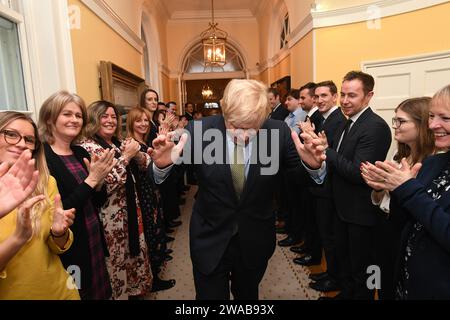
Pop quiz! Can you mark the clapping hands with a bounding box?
[51,194,76,238]
[361,158,422,191]
[292,120,329,169]
[83,148,117,188]
[0,150,39,219]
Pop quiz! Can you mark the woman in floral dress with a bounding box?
[79,101,152,299]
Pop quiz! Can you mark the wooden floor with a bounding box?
[147,186,338,300]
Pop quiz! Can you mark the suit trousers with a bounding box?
[277,173,290,222]
[373,209,402,300]
[159,173,181,226]
[285,176,304,240]
[193,234,268,300]
[335,216,376,299]
[303,190,322,259]
[315,198,338,279]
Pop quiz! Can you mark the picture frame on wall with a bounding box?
[99,61,147,134]
[271,76,291,105]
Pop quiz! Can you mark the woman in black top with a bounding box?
[126,107,176,292]
[38,91,115,300]
[140,89,159,147]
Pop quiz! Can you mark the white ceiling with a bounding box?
[159,0,262,17]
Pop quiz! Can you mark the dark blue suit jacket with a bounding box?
[184,115,303,275]
[391,151,450,299]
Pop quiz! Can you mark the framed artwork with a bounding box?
[271,76,291,104]
[99,61,147,133]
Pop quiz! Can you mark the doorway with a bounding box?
[185,78,233,117]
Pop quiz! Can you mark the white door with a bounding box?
[363,51,450,158]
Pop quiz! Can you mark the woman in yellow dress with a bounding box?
[0,111,79,300]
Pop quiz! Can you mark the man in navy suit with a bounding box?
[150,79,305,300]
[296,71,392,299]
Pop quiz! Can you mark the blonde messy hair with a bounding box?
[221,79,270,129]
[0,112,50,237]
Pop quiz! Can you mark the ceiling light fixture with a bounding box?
[200,0,227,67]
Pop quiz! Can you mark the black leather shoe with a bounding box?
[165,249,173,255]
[309,272,328,282]
[166,228,175,234]
[309,279,340,292]
[278,236,301,247]
[151,278,176,292]
[162,236,175,243]
[290,245,308,255]
[293,254,321,266]
[318,292,348,300]
[164,255,173,262]
[168,220,182,228]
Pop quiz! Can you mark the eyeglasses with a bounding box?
[392,117,413,129]
[0,129,36,150]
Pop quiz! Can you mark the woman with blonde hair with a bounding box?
[39,91,115,300]
[79,101,152,299]
[0,111,78,300]
[126,107,175,292]
[362,85,450,299]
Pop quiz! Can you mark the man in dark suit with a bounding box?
[299,82,324,133]
[291,82,324,265]
[150,79,305,300]
[267,87,290,233]
[184,102,197,185]
[304,81,346,293]
[268,88,289,121]
[185,102,194,121]
[296,71,392,299]
[166,101,177,114]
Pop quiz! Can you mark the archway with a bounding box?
[180,40,248,116]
